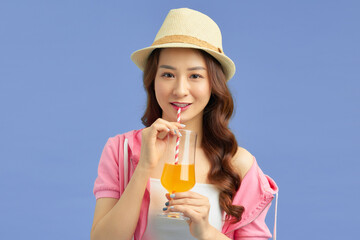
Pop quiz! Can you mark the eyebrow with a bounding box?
[188,66,206,71]
[159,65,206,71]
[159,65,176,70]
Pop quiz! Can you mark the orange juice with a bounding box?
[161,163,195,193]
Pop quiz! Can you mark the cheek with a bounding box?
[194,84,211,102]
[154,80,168,104]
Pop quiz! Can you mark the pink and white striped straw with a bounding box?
[174,107,181,165]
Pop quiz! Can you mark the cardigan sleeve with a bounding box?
[233,204,272,240]
[93,136,121,200]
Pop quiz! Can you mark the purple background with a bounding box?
[1,0,359,239]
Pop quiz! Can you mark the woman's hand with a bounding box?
[138,118,184,171]
[164,191,213,239]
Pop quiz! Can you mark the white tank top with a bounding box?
[142,178,223,240]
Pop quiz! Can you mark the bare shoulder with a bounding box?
[232,146,255,180]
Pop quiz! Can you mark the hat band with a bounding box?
[151,35,223,53]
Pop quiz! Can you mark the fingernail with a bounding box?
[179,131,182,137]
[180,124,186,127]
[170,206,174,209]
[163,207,168,211]
[170,193,175,198]
[174,129,177,134]
[165,201,169,206]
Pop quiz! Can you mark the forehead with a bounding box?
[158,48,206,67]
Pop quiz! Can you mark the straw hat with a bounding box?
[131,8,236,81]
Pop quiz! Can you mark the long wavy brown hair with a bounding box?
[141,48,244,223]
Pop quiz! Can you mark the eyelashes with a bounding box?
[160,73,204,79]
[161,72,175,78]
[190,74,202,79]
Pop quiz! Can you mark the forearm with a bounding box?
[91,166,151,240]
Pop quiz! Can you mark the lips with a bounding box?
[171,102,191,111]
[171,102,190,107]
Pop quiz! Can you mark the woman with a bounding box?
[91,8,278,240]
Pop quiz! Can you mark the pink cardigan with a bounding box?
[93,130,278,240]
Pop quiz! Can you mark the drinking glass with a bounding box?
[159,129,197,220]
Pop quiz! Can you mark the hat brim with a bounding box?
[131,42,235,81]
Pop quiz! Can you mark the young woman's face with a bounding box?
[154,48,211,124]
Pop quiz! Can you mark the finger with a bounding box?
[168,191,204,200]
[153,119,182,137]
[157,128,170,140]
[172,128,182,137]
[150,123,170,140]
[168,204,204,213]
[166,124,182,137]
[165,193,171,200]
[169,197,207,207]
[173,122,186,128]
[156,118,185,128]
[156,126,180,138]
[171,123,186,137]
[166,205,203,222]
[156,119,186,133]
[155,118,184,130]
[165,192,210,210]
[152,119,173,131]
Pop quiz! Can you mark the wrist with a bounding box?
[199,225,216,240]
[133,163,153,179]
[199,225,229,240]
[138,154,158,171]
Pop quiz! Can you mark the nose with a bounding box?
[172,76,189,97]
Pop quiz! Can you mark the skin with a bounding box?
[154,48,211,146]
[90,48,254,240]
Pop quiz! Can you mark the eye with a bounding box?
[190,74,202,79]
[161,72,174,78]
